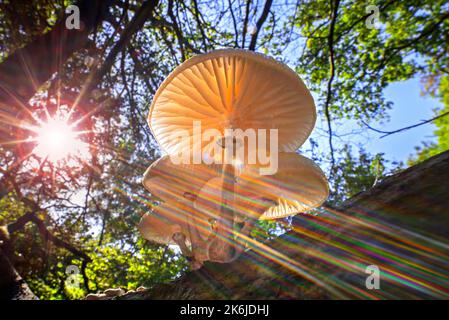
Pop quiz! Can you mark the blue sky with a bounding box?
[367,78,441,163]
[303,76,442,172]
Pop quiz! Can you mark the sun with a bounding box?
[33,118,88,162]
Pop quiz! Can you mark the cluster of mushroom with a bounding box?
[139,49,328,268]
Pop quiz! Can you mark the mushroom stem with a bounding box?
[231,219,253,255]
[173,231,203,270]
[185,213,209,268]
[172,232,192,258]
[231,197,277,255]
[208,162,238,263]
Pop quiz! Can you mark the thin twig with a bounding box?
[361,110,449,138]
[73,0,159,110]
[167,0,187,60]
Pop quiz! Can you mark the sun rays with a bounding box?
[125,178,449,299]
[32,115,89,162]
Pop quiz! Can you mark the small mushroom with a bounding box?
[138,202,211,268]
[192,176,225,223]
[138,204,187,246]
[142,155,219,205]
[237,152,329,220]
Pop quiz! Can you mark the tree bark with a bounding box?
[117,150,449,300]
[0,249,38,300]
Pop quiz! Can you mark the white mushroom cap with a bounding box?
[138,203,190,245]
[192,176,225,222]
[138,201,215,245]
[237,152,329,220]
[142,155,219,204]
[148,49,316,159]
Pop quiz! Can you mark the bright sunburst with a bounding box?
[31,108,89,162]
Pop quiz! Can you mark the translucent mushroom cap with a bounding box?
[138,204,185,245]
[193,176,225,222]
[138,202,214,245]
[148,49,316,157]
[142,155,219,204]
[237,152,329,220]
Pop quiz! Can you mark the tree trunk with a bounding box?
[0,249,37,300]
[117,150,449,300]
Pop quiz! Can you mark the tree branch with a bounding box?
[226,0,239,48]
[241,0,251,48]
[374,11,449,73]
[1,207,93,296]
[191,0,209,51]
[1,174,93,293]
[361,109,449,138]
[73,0,160,110]
[0,0,112,112]
[248,0,273,51]
[323,0,340,176]
[167,0,187,61]
[0,248,38,300]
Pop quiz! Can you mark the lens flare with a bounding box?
[33,118,88,162]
